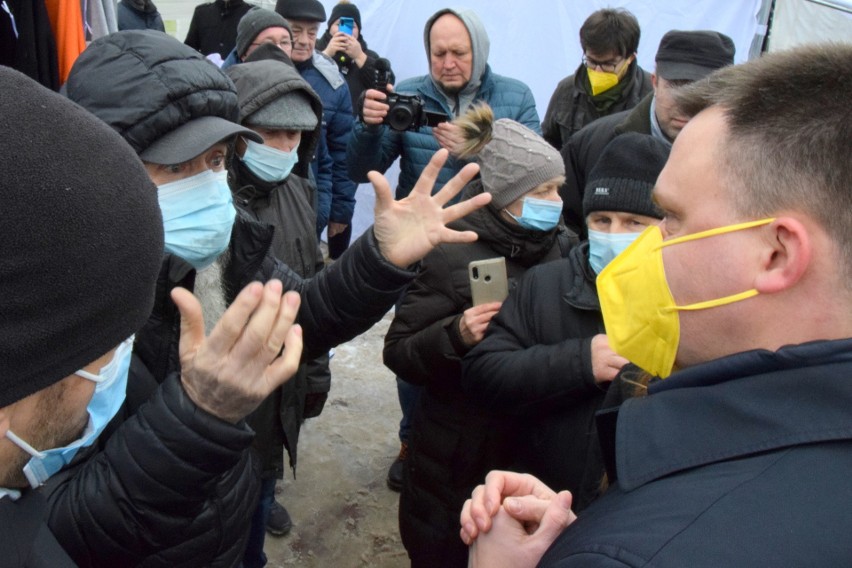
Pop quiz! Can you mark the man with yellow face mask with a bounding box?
[558,30,735,235]
[541,8,652,152]
[460,43,852,568]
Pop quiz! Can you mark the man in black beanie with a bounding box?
[559,29,735,235]
[59,29,491,567]
[0,66,163,565]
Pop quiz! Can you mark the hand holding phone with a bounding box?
[469,257,508,306]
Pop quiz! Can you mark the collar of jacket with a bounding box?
[563,242,600,311]
[614,91,653,136]
[599,338,852,491]
[416,65,495,117]
[297,52,346,90]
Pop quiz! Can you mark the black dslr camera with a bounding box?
[373,58,449,132]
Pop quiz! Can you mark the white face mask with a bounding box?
[4,336,134,488]
[241,139,300,183]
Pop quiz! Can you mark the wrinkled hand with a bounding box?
[460,470,564,543]
[432,122,466,156]
[172,281,303,424]
[459,302,502,346]
[327,221,348,238]
[370,148,491,268]
[361,87,391,125]
[466,491,576,568]
[590,334,628,385]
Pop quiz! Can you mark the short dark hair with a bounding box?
[579,8,641,58]
[675,43,852,285]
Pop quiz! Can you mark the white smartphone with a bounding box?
[468,257,508,306]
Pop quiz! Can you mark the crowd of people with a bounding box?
[1,1,850,567]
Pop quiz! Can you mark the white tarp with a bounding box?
[768,0,852,51]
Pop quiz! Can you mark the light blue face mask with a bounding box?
[506,197,562,232]
[587,229,641,274]
[157,169,236,270]
[4,336,134,488]
[241,139,300,183]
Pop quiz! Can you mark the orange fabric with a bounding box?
[44,0,86,84]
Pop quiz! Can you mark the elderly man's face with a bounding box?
[143,143,229,185]
[653,107,763,368]
[288,19,319,63]
[244,26,293,60]
[429,14,473,94]
[652,76,692,140]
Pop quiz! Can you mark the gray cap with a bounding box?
[245,90,318,130]
[478,119,564,209]
[655,30,735,81]
[236,8,293,58]
[141,115,261,164]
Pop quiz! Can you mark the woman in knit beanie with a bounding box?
[383,104,576,568]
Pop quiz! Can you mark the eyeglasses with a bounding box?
[582,55,626,74]
[251,38,293,50]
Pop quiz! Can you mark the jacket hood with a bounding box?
[423,8,489,113]
[65,30,242,159]
[225,59,323,176]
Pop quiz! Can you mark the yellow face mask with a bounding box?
[596,218,775,378]
[587,67,619,96]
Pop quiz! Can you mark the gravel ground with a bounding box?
[263,311,410,567]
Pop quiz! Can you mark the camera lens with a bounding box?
[387,105,415,131]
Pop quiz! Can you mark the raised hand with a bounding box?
[172,280,303,424]
[369,148,491,268]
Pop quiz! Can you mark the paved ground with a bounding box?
[264,311,410,567]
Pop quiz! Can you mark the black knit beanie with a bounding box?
[0,67,163,408]
[236,7,293,58]
[583,132,669,219]
[275,0,326,22]
[328,1,361,30]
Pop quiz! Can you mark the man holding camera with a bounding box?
[346,6,541,495]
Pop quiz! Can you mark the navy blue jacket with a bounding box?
[539,339,852,567]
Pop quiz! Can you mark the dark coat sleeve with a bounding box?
[383,246,469,388]
[312,131,334,233]
[44,374,257,568]
[252,228,415,362]
[346,120,403,183]
[462,265,600,415]
[325,83,357,224]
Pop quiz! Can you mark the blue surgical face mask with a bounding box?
[587,229,641,274]
[157,169,236,270]
[241,139,300,183]
[506,196,562,232]
[4,336,134,488]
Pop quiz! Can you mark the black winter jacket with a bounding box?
[542,61,652,151]
[539,339,852,567]
[559,94,654,235]
[384,181,575,566]
[43,214,414,566]
[1,490,76,567]
[462,243,608,511]
[183,0,252,58]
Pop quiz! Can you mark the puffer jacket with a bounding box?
[296,52,357,228]
[462,243,609,511]
[541,60,652,151]
[43,213,415,567]
[117,0,165,32]
[384,181,574,567]
[226,58,328,477]
[346,8,540,200]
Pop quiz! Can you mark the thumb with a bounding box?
[369,170,393,214]
[533,491,576,542]
[171,287,206,360]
